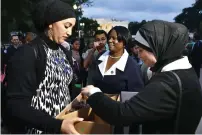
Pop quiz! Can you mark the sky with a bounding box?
[82,0,195,22]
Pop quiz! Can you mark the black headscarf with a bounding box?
[135,20,189,72]
[32,0,75,32]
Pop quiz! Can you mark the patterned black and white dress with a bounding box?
[27,45,73,134]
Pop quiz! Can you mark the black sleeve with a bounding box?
[87,81,177,126]
[6,46,62,133]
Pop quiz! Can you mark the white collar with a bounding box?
[161,56,192,72]
[98,49,129,76]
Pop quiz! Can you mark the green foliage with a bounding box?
[174,0,202,33]
[80,17,99,37]
[1,0,93,41]
[128,20,147,35]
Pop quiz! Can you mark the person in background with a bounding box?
[72,38,81,66]
[182,36,194,57]
[79,37,86,57]
[4,0,83,134]
[71,38,83,98]
[2,34,22,87]
[24,32,37,44]
[128,40,143,66]
[190,32,202,78]
[79,37,88,87]
[81,20,202,134]
[81,42,94,86]
[5,34,21,63]
[82,42,94,60]
[83,30,108,84]
[71,38,82,82]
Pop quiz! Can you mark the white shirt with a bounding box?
[98,49,129,77]
[161,56,192,72]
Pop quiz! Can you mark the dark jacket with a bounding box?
[86,20,202,134]
[190,40,202,66]
[190,40,202,77]
[92,51,144,94]
[5,45,18,64]
[87,67,202,133]
[4,35,74,133]
[2,45,18,83]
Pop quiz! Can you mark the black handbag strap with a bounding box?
[170,71,182,134]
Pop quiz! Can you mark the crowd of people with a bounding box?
[1,0,202,134]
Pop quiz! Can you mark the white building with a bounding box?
[95,18,129,33]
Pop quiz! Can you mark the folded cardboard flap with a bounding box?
[59,107,93,120]
[59,107,112,134]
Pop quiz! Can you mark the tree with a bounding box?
[79,17,99,37]
[1,0,33,41]
[1,0,93,42]
[174,0,202,33]
[128,20,147,35]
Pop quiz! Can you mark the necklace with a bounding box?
[109,55,121,59]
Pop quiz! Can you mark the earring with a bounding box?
[48,29,53,37]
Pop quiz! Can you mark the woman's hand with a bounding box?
[81,85,102,97]
[61,117,84,134]
[81,85,95,97]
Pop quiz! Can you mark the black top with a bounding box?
[5,35,73,133]
[87,68,202,133]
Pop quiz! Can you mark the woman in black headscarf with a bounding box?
[4,0,83,134]
[81,20,202,133]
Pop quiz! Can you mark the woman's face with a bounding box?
[108,29,124,53]
[72,40,80,51]
[137,47,157,67]
[49,18,76,44]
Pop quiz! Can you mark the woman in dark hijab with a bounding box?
[81,20,202,133]
[4,0,83,134]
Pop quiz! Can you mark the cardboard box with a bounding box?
[59,107,112,134]
[56,93,120,134]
